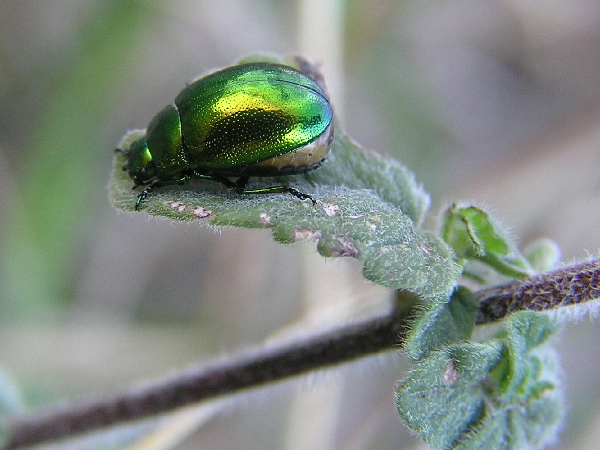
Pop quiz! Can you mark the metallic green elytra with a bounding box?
[121,62,334,210]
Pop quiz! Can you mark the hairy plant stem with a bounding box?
[475,258,600,324]
[5,259,600,449]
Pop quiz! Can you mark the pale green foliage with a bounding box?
[404,286,479,361]
[110,128,461,297]
[441,204,535,280]
[398,202,565,448]
[109,55,566,450]
[396,341,504,448]
[397,312,563,449]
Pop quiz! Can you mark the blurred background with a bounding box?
[1,0,600,448]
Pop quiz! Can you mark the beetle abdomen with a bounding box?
[175,63,333,171]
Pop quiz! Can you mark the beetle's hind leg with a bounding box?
[233,177,317,205]
[285,187,316,205]
[191,172,316,205]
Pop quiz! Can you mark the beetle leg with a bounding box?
[190,171,237,189]
[138,171,317,206]
[285,186,317,205]
[135,185,152,211]
[234,184,317,205]
[224,175,315,204]
[233,175,316,205]
[134,175,192,210]
[235,176,250,190]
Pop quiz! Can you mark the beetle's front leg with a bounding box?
[135,185,152,211]
[134,175,191,210]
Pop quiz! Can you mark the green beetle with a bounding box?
[121,62,334,210]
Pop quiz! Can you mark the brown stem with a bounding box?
[475,259,600,324]
[5,259,600,448]
[5,308,413,449]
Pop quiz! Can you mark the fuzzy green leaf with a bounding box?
[441,204,534,279]
[456,313,564,448]
[397,312,564,449]
[110,128,461,296]
[493,312,561,399]
[396,342,504,449]
[454,392,563,450]
[404,286,479,361]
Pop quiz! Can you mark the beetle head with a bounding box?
[126,138,157,186]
